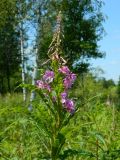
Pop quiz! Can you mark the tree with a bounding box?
[0,0,21,93]
[0,0,16,29]
[16,0,34,100]
[0,0,32,95]
[99,78,115,89]
[37,0,105,72]
[29,2,41,104]
[61,0,105,65]
[16,0,27,101]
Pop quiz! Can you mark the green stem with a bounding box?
[96,139,99,160]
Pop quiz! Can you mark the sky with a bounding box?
[91,0,120,82]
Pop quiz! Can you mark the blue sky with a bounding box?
[91,0,120,82]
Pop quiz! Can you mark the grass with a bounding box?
[0,93,120,159]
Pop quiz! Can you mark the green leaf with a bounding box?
[52,133,66,158]
[59,149,95,159]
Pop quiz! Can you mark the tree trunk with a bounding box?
[30,48,38,103]
[20,23,26,102]
[29,2,42,106]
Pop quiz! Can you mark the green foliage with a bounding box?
[0,0,21,93]
[0,66,120,159]
[36,0,105,71]
[0,0,16,28]
[73,72,118,106]
[0,0,35,94]
[116,76,120,109]
[0,93,120,159]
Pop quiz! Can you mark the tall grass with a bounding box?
[0,94,120,159]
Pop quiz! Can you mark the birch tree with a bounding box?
[17,0,32,101]
[29,0,47,105]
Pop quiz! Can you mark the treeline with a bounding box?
[73,72,120,109]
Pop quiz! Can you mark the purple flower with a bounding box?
[36,80,51,92]
[36,67,76,114]
[58,66,70,75]
[36,80,44,89]
[64,99,75,113]
[61,92,67,103]
[61,92,75,113]
[63,73,76,89]
[43,70,54,83]
[61,92,67,99]
[70,73,76,82]
[43,83,51,92]
[63,77,71,89]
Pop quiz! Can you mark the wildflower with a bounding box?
[36,80,44,89]
[36,67,76,113]
[63,73,76,89]
[61,92,67,103]
[61,92,75,114]
[43,70,54,83]
[61,92,67,99]
[64,99,75,113]
[43,83,51,92]
[58,66,70,75]
[36,80,51,92]
[69,73,76,82]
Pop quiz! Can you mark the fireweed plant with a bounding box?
[29,13,78,159]
[36,66,76,114]
[34,58,77,159]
